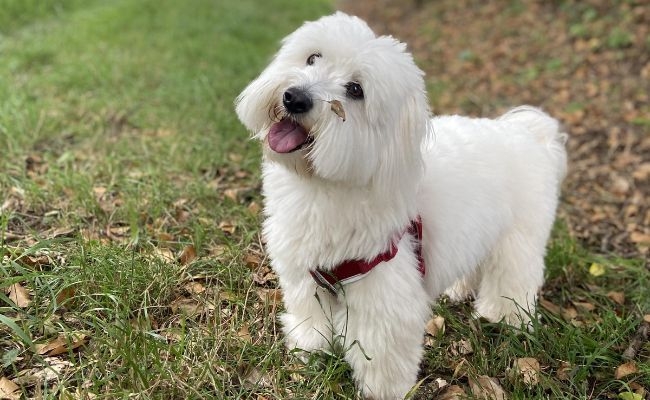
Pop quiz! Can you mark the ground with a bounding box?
[0,1,648,399]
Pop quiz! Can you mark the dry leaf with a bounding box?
[256,288,282,305]
[572,301,596,312]
[35,332,88,356]
[509,357,540,386]
[330,100,346,121]
[469,375,508,400]
[179,244,197,265]
[244,253,264,269]
[437,385,466,400]
[13,357,73,386]
[218,221,236,235]
[8,283,31,308]
[237,324,252,343]
[556,361,572,381]
[0,377,20,400]
[56,286,77,305]
[425,315,445,337]
[224,188,239,202]
[630,232,650,244]
[644,314,650,323]
[153,247,175,262]
[450,339,473,356]
[209,244,228,258]
[589,263,606,277]
[170,297,202,316]
[247,201,261,214]
[241,366,272,389]
[183,281,205,294]
[539,297,562,316]
[607,291,625,305]
[615,361,638,379]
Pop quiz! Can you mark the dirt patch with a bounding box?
[340,0,649,258]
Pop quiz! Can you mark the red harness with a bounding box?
[310,218,425,295]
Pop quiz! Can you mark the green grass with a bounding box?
[1,1,648,399]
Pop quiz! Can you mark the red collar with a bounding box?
[310,218,425,295]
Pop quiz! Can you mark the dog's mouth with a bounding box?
[268,119,314,153]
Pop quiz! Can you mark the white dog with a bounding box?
[236,12,567,400]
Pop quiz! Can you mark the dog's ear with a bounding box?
[235,60,282,138]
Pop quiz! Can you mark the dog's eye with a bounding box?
[306,53,321,66]
[345,82,364,99]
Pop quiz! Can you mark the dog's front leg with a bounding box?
[278,275,335,357]
[336,262,430,400]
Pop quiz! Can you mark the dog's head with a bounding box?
[236,12,429,187]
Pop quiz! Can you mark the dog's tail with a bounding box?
[499,105,568,184]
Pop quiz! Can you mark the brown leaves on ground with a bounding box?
[469,375,508,400]
[0,377,20,400]
[615,361,638,379]
[35,332,88,357]
[341,0,650,257]
[7,283,31,308]
[507,358,541,387]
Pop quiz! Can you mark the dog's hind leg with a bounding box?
[473,230,546,327]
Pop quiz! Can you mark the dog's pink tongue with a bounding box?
[268,119,309,153]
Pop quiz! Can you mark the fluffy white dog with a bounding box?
[236,12,567,399]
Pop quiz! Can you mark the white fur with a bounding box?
[235,12,567,400]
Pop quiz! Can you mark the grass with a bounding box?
[0,1,648,399]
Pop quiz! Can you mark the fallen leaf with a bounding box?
[56,286,77,305]
[437,384,466,400]
[469,375,508,400]
[35,332,88,356]
[256,288,282,306]
[247,201,261,214]
[0,377,20,400]
[450,339,473,356]
[244,367,272,389]
[13,357,73,386]
[224,188,239,202]
[183,281,205,294]
[509,357,540,386]
[615,361,638,379]
[539,298,562,316]
[228,153,244,163]
[618,393,643,400]
[644,314,650,323]
[8,283,30,308]
[330,100,346,121]
[218,221,236,235]
[244,253,264,269]
[589,262,606,277]
[179,244,197,265]
[170,297,202,316]
[153,247,175,262]
[630,232,650,244]
[209,244,228,258]
[572,301,596,312]
[607,291,625,305]
[237,324,252,343]
[556,361,572,381]
[425,315,445,337]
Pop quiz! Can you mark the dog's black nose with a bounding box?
[283,87,313,114]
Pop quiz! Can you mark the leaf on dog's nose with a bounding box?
[330,100,346,121]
